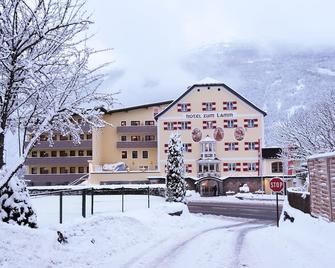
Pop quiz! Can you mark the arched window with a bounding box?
[272,162,283,173]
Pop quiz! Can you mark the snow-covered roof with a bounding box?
[195,77,222,85]
[307,151,335,160]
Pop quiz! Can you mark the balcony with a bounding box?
[116,141,157,148]
[117,125,157,134]
[197,172,221,178]
[26,140,92,150]
[24,156,92,165]
[25,173,85,186]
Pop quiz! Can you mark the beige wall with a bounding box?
[157,84,264,178]
[92,104,169,170]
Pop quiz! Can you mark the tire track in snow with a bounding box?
[122,219,269,268]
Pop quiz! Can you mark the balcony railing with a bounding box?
[116,141,157,148]
[24,173,84,185]
[24,156,92,165]
[197,172,221,178]
[25,140,92,150]
[116,125,157,134]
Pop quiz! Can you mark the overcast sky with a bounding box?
[86,0,335,107]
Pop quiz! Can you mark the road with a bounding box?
[188,200,283,221]
[122,219,271,268]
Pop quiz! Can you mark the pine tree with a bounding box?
[0,173,37,228]
[166,133,186,202]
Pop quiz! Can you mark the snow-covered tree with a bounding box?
[0,0,115,227]
[166,133,186,202]
[275,91,335,159]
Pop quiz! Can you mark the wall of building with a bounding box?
[157,84,264,179]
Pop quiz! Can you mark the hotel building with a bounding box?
[25,79,297,194]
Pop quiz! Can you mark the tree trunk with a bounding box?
[0,131,5,169]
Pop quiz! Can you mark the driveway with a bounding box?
[188,200,283,221]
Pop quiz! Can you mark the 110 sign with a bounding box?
[269,178,284,192]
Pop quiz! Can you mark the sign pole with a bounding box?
[276,192,279,227]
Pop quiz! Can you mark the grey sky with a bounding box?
[86,0,335,107]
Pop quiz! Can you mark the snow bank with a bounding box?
[241,198,335,268]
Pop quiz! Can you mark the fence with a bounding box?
[308,153,335,221]
[30,186,166,224]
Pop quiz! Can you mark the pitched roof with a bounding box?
[102,100,173,114]
[155,81,267,120]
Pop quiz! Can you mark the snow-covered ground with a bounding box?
[1,195,334,268]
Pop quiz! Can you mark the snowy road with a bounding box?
[123,219,271,268]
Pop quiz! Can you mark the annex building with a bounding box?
[86,78,297,195]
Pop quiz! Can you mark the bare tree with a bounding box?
[275,91,335,159]
[0,0,115,227]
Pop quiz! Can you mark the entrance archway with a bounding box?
[199,179,220,197]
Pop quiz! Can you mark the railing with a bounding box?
[24,156,91,165]
[25,140,92,149]
[116,125,157,134]
[116,141,157,148]
[29,186,165,224]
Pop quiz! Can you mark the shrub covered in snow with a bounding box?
[166,133,186,202]
[0,174,37,228]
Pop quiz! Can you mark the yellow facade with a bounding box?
[88,81,275,185]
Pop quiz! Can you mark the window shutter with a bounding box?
[164,144,168,153]
[164,122,168,130]
[173,122,178,130]
[234,142,239,151]
[223,101,227,110]
[187,103,191,112]
[223,163,229,172]
[212,102,216,111]
[202,103,207,111]
[177,104,182,112]
[243,163,249,171]
[233,119,238,128]
[223,119,228,128]
[236,163,241,172]
[254,119,259,127]
[243,119,248,128]
[203,121,208,129]
[233,101,237,110]
[187,121,192,129]
[244,142,249,150]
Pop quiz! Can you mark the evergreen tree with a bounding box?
[166,133,186,202]
[0,173,37,228]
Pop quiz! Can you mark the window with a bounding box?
[87,150,92,156]
[248,142,256,150]
[31,151,37,157]
[40,167,48,174]
[179,121,188,130]
[227,120,234,128]
[145,135,155,141]
[31,167,37,174]
[145,120,155,126]
[131,121,140,126]
[60,167,68,174]
[39,134,48,141]
[70,167,76,173]
[132,151,138,159]
[167,122,174,130]
[121,121,126,126]
[183,143,192,152]
[121,136,127,141]
[70,150,76,156]
[40,151,49,157]
[228,163,236,171]
[228,143,236,151]
[51,151,57,157]
[226,102,234,110]
[78,150,84,156]
[272,162,283,173]
[203,120,216,129]
[80,134,85,140]
[60,135,68,141]
[86,133,92,140]
[87,166,89,173]
[51,167,57,174]
[244,119,258,128]
[122,151,127,159]
[131,136,141,141]
[60,151,68,157]
[248,163,257,171]
[202,102,216,111]
[142,151,148,159]
[78,167,85,173]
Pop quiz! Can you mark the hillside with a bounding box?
[184,43,335,144]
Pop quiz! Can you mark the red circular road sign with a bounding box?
[269,178,284,192]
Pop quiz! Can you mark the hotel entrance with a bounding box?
[199,178,220,197]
